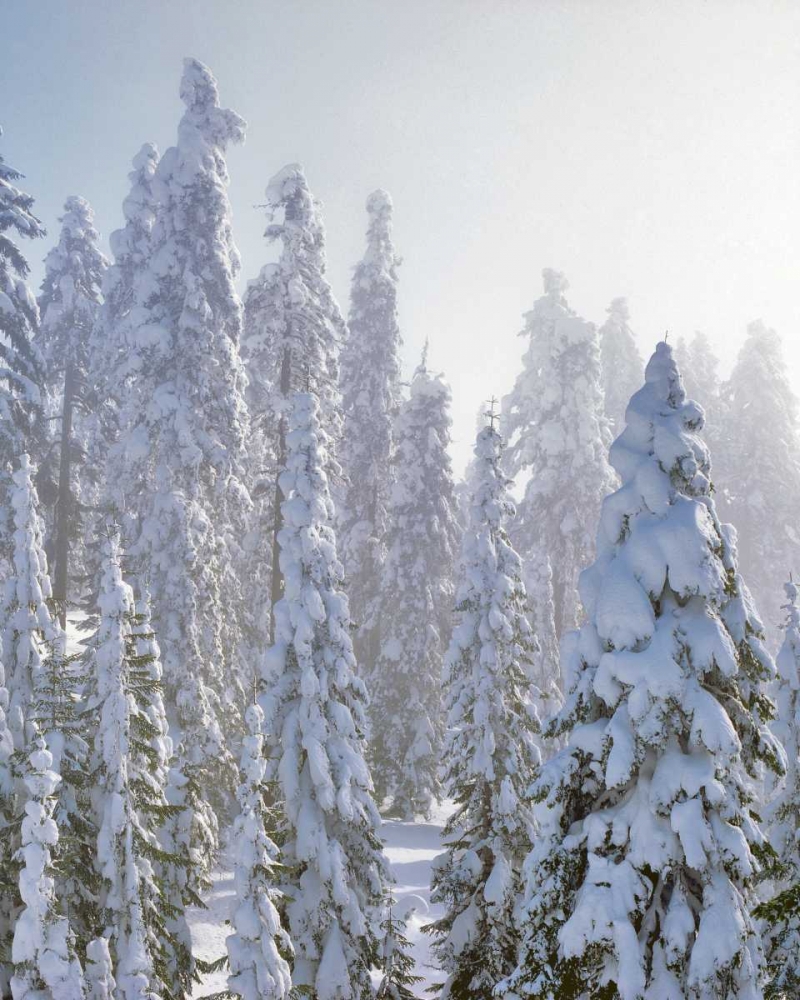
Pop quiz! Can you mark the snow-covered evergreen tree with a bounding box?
[501,269,615,645]
[106,58,250,803]
[3,454,60,753]
[500,341,783,1000]
[0,132,46,551]
[226,702,292,1000]
[0,633,16,993]
[338,189,403,673]
[375,896,421,1000]
[88,534,178,1000]
[241,163,346,645]
[756,579,800,998]
[599,297,643,435]
[674,331,720,418]
[261,391,387,1000]
[36,195,108,613]
[11,733,85,1000]
[714,321,800,637]
[83,144,160,602]
[427,423,542,1000]
[369,354,459,817]
[1,453,98,965]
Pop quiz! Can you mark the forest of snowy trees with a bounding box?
[1,56,800,1000]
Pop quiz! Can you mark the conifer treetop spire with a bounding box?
[542,267,568,298]
[179,57,246,152]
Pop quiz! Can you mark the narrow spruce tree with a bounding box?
[756,579,800,998]
[87,533,179,1000]
[427,422,542,1000]
[674,331,721,422]
[84,144,160,605]
[500,342,783,1000]
[261,391,388,1000]
[242,164,346,646]
[375,895,422,1000]
[3,455,62,752]
[714,321,800,638]
[501,269,615,642]
[226,702,292,1000]
[36,195,108,616]
[1,454,99,968]
[338,189,403,674]
[10,733,85,1000]
[106,59,251,787]
[369,352,459,817]
[599,297,643,435]
[0,131,46,552]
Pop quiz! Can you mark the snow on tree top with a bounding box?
[176,56,245,159]
[366,188,392,216]
[131,142,159,175]
[607,296,630,322]
[265,163,307,208]
[542,267,568,298]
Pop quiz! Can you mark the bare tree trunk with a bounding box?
[53,361,74,629]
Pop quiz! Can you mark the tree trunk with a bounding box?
[53,361,74,629]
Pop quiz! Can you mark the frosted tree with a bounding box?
[501,269,615,645]
[106,59,250,798]
[3,455,60,752]
[599,297,643,435]
[84,144,160,597]
[226,702,292,1000]
[1,453,98,964]
[242,164,346,644]
[427,422,542,1000]
[0,639,15,993]
[714,321,800,637]
[36,196,108,616]
[11,733,85,1000]
[338,189,403,672]
[500,341,783,1000]
[375,896,421,1000]
[0,132,46,551]
[87,534,177,1000]
[261,391,388,1000]
[756,580,800,998]
[674,331,720,417]
[369,354,460,817]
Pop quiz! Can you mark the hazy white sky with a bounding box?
[4,0,800,472]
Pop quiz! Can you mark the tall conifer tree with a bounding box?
[339,190,403,673]
[106,59,251,802]
[599,297,643,435]
[427,422,542,999]
[500,342,783,1000]
[36,196,108,615]
[0,132,46,551]
[369,352,459,817]
[714,321,800,637]
[261,391,388,1000]
[501,269,615,645]
[242,164,346,645]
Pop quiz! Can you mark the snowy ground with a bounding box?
[189,802,451,998]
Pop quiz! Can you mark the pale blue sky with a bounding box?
[4,0,800,471]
